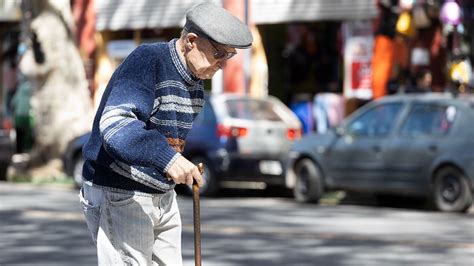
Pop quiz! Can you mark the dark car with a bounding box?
[0,113,15,180]
[63,132,90,187]
[64,94,301,194]
[286,93,474,212]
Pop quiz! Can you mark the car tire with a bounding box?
[190,156,219,197]
[0,163,7,181]
[72,155,85,188]
[432,166,472,212]
[293,158,324,203]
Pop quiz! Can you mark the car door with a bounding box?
[326,102,404,189]
[184,99,219,154]
[383,102,457,192]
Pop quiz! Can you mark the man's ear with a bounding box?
[186,33,198,50]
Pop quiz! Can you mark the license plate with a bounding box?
[259,160,282,175]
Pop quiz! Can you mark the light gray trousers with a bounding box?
[79,184,183,266]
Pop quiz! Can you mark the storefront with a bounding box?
[83,0,378,109]
[253,0,377,132]
[88,0,221,106]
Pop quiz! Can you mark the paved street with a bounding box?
[0,182,473,265]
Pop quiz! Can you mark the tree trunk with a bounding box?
[19,0,93,166]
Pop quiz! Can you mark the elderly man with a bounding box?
[79,3,252,265]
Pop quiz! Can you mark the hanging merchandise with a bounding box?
[440,0,462,25]
[371,35,394,99]
[425,0,442,19]
[449,58,473,86]
[413,5,431,28]
[396,11,416,37]
[399,0,415,10]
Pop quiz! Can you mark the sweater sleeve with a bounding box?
[98,46,180,172]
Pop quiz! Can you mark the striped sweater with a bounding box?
[82,39,204,194]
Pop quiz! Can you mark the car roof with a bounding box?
[377,93,474,109]
[207,93,278,102]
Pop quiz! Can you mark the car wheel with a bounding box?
[0,163,7,181]
[72,155,85,188]
[293,158,324,203]
[190,156,219,197]
[432,167,472,212]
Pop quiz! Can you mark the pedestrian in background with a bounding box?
[406,69,432,93]
[79,3,252,265]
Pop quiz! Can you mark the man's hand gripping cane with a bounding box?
[166,156,204,188]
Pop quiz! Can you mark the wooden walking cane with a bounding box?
[193,163,204,266]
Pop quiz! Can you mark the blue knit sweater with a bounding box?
[82,39,204,194]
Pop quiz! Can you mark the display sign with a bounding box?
[342,21,374,99]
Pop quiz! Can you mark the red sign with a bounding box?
[351,62,372,89]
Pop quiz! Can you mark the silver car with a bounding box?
[286,93,474,212]
[183,93,302,195]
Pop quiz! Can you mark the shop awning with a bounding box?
[252,0,378,24]
[96,0,378,31]
[0,0,21,22]
[95,0,221,31]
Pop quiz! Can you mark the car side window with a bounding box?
[400,103,456,136]
[225,99,283,121]
[347,103,403,137]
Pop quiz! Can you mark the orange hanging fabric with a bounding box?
[371,35,394,99]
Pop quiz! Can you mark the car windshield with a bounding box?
[225,99,283,121]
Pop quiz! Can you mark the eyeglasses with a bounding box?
[208,39,237,60]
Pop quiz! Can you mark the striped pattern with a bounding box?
[150,118,193,129]
[100,104,138,142]
[169,40,195,85]
[83,39,205,194]
[110,160,174,191]
[156,80,203,92]
[153,95,204,114]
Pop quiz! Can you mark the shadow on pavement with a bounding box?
[0,208,96,265]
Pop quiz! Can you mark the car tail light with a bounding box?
[287,128,301,140]
[217,124,248,138]
[2,118,13,134]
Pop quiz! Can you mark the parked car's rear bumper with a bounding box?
[208,150,286,186]
[0,137,15,163]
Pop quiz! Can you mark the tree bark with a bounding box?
[19,0,93,165]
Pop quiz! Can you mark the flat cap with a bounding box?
[184,2,253,49]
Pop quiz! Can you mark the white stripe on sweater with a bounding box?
[104,118,135,142]
[151,88,204,116]
[155,80,203,92]
[103,103,136,113]
[100,106,138,135]
[110,161,174,191]
[160,95,205,106]
[158,103,202,114]
[149,117,193,129]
